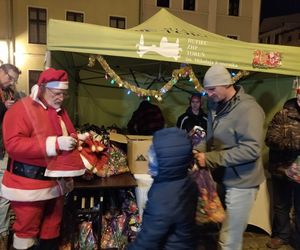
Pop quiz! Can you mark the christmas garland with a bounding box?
[88,55,249,101]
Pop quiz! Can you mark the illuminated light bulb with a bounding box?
[147,96,150,101]
[127,90,131,95]
[105,74,109,80]
[110,79,115,84]
[160,88,166,94]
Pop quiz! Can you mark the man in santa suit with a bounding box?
[1,68,86,250]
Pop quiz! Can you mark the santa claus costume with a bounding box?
[1,68,85,250]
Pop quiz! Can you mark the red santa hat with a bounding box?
[30,68,69,101]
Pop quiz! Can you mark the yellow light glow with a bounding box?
[0,40,9,64]
[14,43,26,67]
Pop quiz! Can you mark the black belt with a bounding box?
[7,160,50,180]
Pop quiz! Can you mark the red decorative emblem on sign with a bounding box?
[252,50,282,68]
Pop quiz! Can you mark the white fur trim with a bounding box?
[1,183,63,202]
[30,84,39,102]
[80,154,98,174]
[80,154,93,170]
[46,81,68,89]
[13,234,36,249]
[34,98,48,109]
[46,136,57,157]
[44,168,86,177]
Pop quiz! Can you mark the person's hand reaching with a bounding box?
[4,100,15,109]
[193,150,206,167]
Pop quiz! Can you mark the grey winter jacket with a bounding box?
[201,86,265,188]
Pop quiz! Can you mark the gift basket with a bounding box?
[101,190,141,249]
[189,126,225,224]
[78,124,130,179]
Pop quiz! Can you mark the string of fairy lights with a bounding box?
[88,54,249,101]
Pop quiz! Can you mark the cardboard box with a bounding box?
[110,133,152,174]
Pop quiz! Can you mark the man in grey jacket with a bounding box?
[194,64,265,250]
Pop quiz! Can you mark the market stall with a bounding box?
[45,8,300,246]
[46,8,300,127]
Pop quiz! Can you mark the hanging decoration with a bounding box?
[252,50,282,69]
[88,55,202,101]
[293,76,300,91]
[88,55,249,101]
[231,70,250,83]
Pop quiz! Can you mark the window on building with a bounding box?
[287,35,292,42]
[228,0,240,16]
[66,11,84,22]
[227,35,238,40]
[157,0,170,7]
[29,70,42,91]
[275,34,279,44]
[28,7,47,44]
[184,0,195,10]
[267,36,270,44]
[109,16,126,29]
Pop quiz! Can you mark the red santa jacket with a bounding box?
[1,96,84,202]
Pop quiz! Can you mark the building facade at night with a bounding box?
[260,13,300,47]
[0,0,261,93]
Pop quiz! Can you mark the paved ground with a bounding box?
[7,229,295,250]
[242,230,295,250]
[7,214,296,250]
[196,224,296,250]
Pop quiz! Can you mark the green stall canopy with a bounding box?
[47,8,300,76]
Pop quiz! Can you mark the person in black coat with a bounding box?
[128,127,198,250]
[127,100,165,135]
[265,95,300,249]
[176,93,207,132]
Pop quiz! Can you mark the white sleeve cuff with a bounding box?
[46,136,57,157]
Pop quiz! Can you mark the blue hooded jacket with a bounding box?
[128,127,198,250]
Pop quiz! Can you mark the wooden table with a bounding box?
[73,172,137,190]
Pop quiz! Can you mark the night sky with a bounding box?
[260,0,300,20]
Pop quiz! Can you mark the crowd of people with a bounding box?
[0,62,299,250]
[0,63,21,250]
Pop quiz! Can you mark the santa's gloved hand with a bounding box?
[77,132,90,141]
[57,136,77,151]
